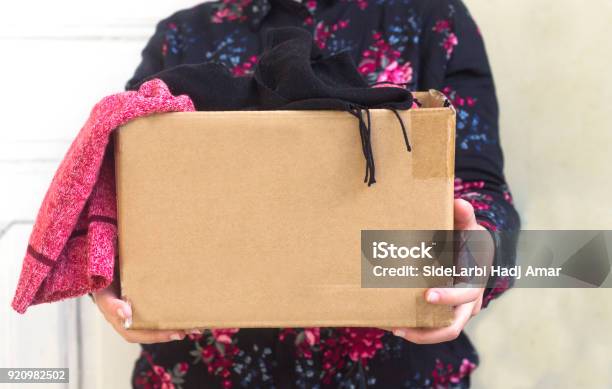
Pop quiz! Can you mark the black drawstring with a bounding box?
[389,107,412,152]
[348,106,376,186]
[348,104,412,186]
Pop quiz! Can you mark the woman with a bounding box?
[93,0,520,387]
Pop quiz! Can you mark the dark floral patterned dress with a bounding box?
[126,0,520,387]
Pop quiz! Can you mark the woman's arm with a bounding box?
[94,17,198,343]
[426,0,520,307]
[393,0,520,344]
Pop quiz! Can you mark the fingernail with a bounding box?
[188,329,202,335]
[427,291,440,303]
[116,308,125,320]
[393,329,406,338]
[123,316,132,330]
[170,333,183,341]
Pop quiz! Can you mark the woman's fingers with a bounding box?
[425,287,483,306]
[388,288,486,344]
[454,199,478,230]
[113,326,186,344]
[385,201,489,345]
[92,287,186,344]
[471,292,484,316]
[392,301,475,344]
[92,288,128,324]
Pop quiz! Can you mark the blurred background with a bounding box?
[1,0,611,388]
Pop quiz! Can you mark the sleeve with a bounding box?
[420,0,521,308]
[125,19,169,90]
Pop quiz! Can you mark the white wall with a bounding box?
[0,1,611,388]
[464,1,612,388]
[0,2,196,388]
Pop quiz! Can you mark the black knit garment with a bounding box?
[130,27,414,185]
[130,27,413,111]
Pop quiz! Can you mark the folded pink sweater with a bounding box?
[12,79,194,313]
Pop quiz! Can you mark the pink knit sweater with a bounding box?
[12,79,194,313]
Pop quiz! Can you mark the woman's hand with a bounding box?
[92,282,197,344]
[391,199,492,344]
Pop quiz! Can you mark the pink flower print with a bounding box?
[482,276,511,307]
[460,193,493,213]
[278,328,295,342]
[443,32,458,58]
[358,58,377,75]
[314,22,328,48]
[200,342,238,388]
[211,328,239,344]
[454,178,500,230]
[375,60,413,85]
[212,8,231,23]
[442,87,477,108]
[454,178,494,217]
[432,19,458,59]
[191,329,240,388]
[231,56,258,76]
[177,362,189,374]
[278,328,321,359]
[358,31,406,83]
[503,189,513,204]
[343,0,368,9]
[457,358,477,377]
[477,219,496,232]
[149,369,174,389]
[314,20,349,49]
[304,328,320,346]
[136,352,187,389]
[306,0,317,12]
[212,0,252,23]
[433,19,452,33]
[454,178,485,194]
[340,328,384,362]
[187,332,203,341]
[320,328,384,384]
[201,345,215,361]
[432,358,477,387]
[320,336,346,384]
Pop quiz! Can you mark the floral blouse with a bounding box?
[126,0,520,387]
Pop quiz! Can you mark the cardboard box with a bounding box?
[115,90,455,330]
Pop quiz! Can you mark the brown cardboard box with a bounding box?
[115,90,455,330]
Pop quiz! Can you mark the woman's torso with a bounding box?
[131,1,478,388]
